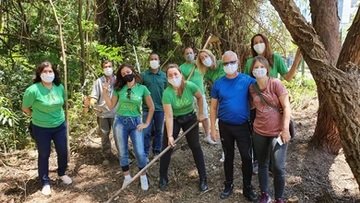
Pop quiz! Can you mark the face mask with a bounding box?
[149,60,160,69]
[185,53,195,62]
[253,43,266,54]
[202,57,213,67]
[40,72,55,83]
[223,63,238,75]
[123,73,135,82]
[252,67,268,78]
[104,67,113,76]
[168,75,182,88]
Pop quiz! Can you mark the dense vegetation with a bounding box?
[0,0,308,152]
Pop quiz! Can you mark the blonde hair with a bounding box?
[196,49,217,74]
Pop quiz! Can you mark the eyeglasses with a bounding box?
[127,88,131,99]
[223,60,237,66]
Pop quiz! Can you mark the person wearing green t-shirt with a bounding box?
[103,64,154,191]
[196,49,226,162]
[243,33,302,81]
[180,47,216,145]
[243,33,302,176]
[159,64,208,192]
[196,49,226,85]
[22,61,72,196]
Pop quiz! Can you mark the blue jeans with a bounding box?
[253,132,288,199]
[31,122,68,186]
[114,115,147,171]
[142,111,164,157]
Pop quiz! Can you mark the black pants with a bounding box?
[159,113,207,180]
[219,121,253,187]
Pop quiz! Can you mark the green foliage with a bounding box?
[284,75,317,110]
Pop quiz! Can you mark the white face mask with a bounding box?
[252,67,268,78]
[104,67,113,76]
[150,60,160,69]
[202,57,213,67]
[168,75,182,88]
[185,53,195,62]
[223,63,238,75]
[40,72,55,83]
[253,43,266,55]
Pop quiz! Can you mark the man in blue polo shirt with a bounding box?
[141,52,167,160]
[210,51,257,201]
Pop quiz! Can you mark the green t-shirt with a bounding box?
[180,63,205,94]
[204,60,226,83]
[162,81,199,117]
[114,83,150,117]
[243,53,288,78]
[22,83,65,128]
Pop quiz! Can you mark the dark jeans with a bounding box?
[32,122,68,186]
[253,132,288,199]
[219,121,253,187]
[97,117,118,156]
[159,113,207,180]
[143,111,164,157]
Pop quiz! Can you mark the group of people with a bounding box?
[22,33,302,202]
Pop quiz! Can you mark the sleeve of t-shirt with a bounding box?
[22,86,36,108]
[273,79,288,97]
[143,85,151,97]
[186,81,200,95]
[59,84,66,100]
[274,54,288,76]
[162,88,171,104]
[211,80,219,99]
[244,58,253,75]
[90,79,100,99]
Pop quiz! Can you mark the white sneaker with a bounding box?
[220,152,225,162]
[122,176,132,189]
[60,175,73,185]
[41,185,51,196]
[204,135,218,145]
[140,175,149,191]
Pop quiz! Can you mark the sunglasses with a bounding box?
[127,88,131,99]
[223,60,237,66]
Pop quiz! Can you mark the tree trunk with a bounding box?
[78,0,85,85]
[95,0,109,43]
[270,0,360,189]
[309,0,342,154]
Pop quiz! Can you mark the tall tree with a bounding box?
[269,0,360,186]
[309,0,342,154]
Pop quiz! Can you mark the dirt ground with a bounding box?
[1,97,359,203]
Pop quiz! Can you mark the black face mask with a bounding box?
[123,73,134,82]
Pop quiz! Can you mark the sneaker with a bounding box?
[204,135,218,145]
[140,175,149,191]
[60,175,72,185]
[122,175,132,189]
[41,184,51,196]
[220,152,225,162]
[259,192,271,203]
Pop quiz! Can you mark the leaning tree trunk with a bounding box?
[269,0,360,188]
[309,0,342,154]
